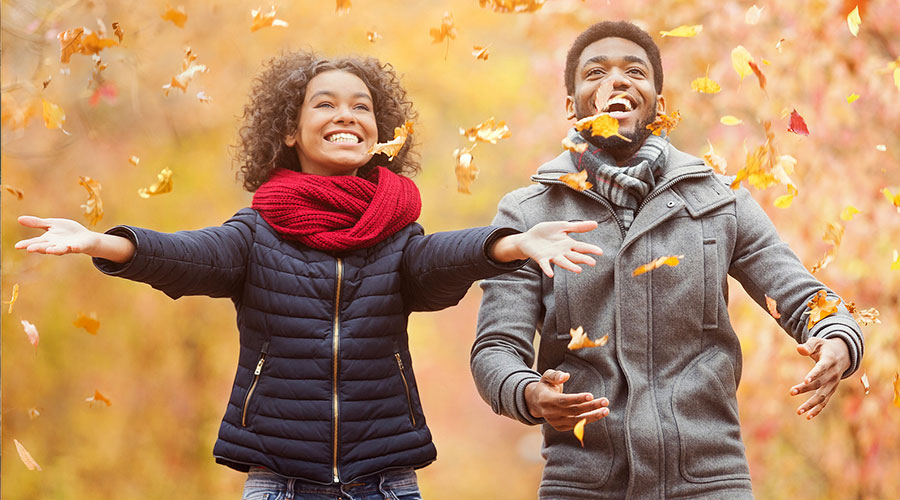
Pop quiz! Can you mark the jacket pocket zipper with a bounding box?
[241,341,269,427]
[395,353,416,427]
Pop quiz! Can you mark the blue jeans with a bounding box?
[241,466,423,500]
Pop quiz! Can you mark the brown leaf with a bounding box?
[558,170,593,192]
[2,184,25,199]
[806,290,840,330]
[453,146,478,194]
[14,439,41,471]
[368,121,413,159]
[138,168,174,198]
[765,295,781,319]
[85,390,112,407]
[4,283,19,314]
[79,176,104,226]
[633,255,684,276]
[112,22,124,42]
[73,312,100,335]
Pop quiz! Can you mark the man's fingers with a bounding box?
[569,396,609,414]
[790,376,823,396]
[541,369,570,386]
[575,406,610,424]
[797,337,824,358]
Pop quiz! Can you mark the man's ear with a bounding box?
[656,95,666,115]
[565,96,576,120]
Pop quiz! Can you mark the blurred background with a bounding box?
[2,0,898,498]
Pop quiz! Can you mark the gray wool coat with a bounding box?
[471,144,863,500]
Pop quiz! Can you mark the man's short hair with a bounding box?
[564,21,663,96]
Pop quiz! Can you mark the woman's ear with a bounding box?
[284,134,297,147]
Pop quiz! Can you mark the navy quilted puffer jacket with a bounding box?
[94,208,522,484]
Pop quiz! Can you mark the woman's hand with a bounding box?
[489,220,603,277]
[15,216,135,263]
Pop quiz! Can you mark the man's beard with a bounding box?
[577,101,658,155]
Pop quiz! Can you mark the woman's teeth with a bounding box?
[326,133,359,143]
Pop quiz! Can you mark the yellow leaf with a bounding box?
[3,283,19,314]
[691,76,721,94]
[21,319,39,347]
[806,290,840,330]
[41,99,66,132]
[883,188,900,209]
[460,117,511,144]
[453,146,478,194]
[765,295,781,319]
[366,31,381,43]
[86,389,112,407]
[161,5,187,28]
[78,176,104,227]
[73,312,100,335]
[128,156,140,166]
[659,25,702,38]
[840,205,861,221]
[336,0,351,15]
[575,113,630,141]
[703,140,728,175]
[893,373,900,407]
[13,439,41,471]
[558,170,593,192]
[567,326,609,350]
[847,6,861,37]
[731,45,755,81]
[720,115,743,125]
[860,373,870,395]
[574,417,586,447]
[894,68,900,92]
[745,5,764,25]
[561,137,588,154]
[250,6,289,32]
[646,110,681,136]
[28,408,40,420]
[846,93,860,103]
[774,193,794,208]
[892,249,900,271]
[2,184,25,200]
[633,255,684,276]
[368,121,413,159]
[138,168,174,198]
[429,12,457,44]
[478,0,546,13]
[472,45,490,60]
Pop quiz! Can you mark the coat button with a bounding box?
[666,201,675,208]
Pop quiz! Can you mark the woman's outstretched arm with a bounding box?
[15,216,136,263]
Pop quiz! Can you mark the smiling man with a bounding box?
[471,21,863,499]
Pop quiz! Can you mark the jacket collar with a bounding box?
[531,143,711,182]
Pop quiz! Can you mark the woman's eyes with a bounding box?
[313,102,370,111]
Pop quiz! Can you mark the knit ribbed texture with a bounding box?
[251,166,421,251]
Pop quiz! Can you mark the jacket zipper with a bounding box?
[636,171,714,213]
[394,353,417,427]
[241,341,269,427]
[332,258,343,484]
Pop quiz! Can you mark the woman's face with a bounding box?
[285,70,378,176]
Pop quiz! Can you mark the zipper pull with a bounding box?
[255,342,270,375]
[395,352,404,370]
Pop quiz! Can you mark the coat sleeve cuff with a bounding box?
[810,321,863,379]
[92,226,142,276]
[482,226,529,271]
[498,369,544,425]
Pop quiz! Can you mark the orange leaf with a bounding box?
[765,295,781,319]
[659,25,702,38]
[454,146,478,194]
[250,6,289,32]
[57,27,85,63]
[567,326,609,350]
[41,99,67,133]
[893,373,900,408]
[3,283,19,314]
[368,121,413,159]
[161,5,188,28]
[574,417,586,447]
[21,319,39,347]
[646,110,681,136]
[860,373,870,395]
[13,439,41,471]
[73,312,100,335]
[429,12,457,44]
[561,137,588,154]
[197,91,213,103]
[80,29,118,55]
[632,255,684,276]
[78,176,104,226]
[28,408,41,420]
[336,0,351,15]
[748,61,767,91]
[128,156,140,167]
[162,48,207,95]
[460,117,511,144]
[2,184,24,200]
[806,290,840,330]
[1,94,40,130]
[86,389,112,407]
[703,141,728,175]
[883,188,900,211]
[112,22,124,43]
[472,45,490,60]
[558,170,593,192]
[366,31,382,43]
[575,113,630,141]
[138,168,174,198]
[478,0,546,13]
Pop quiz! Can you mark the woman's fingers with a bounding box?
[563,220,599,234]
[571,241,604,256]
[17,215,51,229]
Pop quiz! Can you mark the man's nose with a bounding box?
[606,68,631,88]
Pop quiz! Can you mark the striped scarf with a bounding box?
[567,129,669,230]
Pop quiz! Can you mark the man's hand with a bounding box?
[524,369,609,431]
[790,337,851,420]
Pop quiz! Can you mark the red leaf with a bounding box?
[788,109,809,136]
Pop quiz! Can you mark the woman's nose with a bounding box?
[333,105,356,123]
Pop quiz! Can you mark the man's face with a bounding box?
[566,37,665,154]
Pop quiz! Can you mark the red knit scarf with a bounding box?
[251,166,421,251]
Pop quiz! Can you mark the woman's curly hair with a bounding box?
[235,51,419,192]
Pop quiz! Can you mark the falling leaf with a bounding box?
[366,31,381,43]
[58,27,84,63]
[21,320,39,347]
[787,109,809,136]
[41,99,67,133]
[633,255,684,276]
[454,146,478,194]
[860,373,870,395]
[776,38,786,53]
[840,205,861,221]
[28,408,40,420]
[73,312,100,335]
[1,95,39,130]
[659,25,702,38]
[847,6,861,37]
[691,76,721,94]
[336,0,351,14]
[720,115,743,125]
[472,45,490,60]
[80,29,118,55]
[129,156,140,166]
[893,373,900,408]
[745,5,764,24]
[478,0,546,13]
[846,93,860,103]
[138,168,174,198]
[883,188,900,211]
[85,390,112,407]
[250,6,289,32]
[112,22,123,42]
[368,121,413,159]
[574,417,586,447]
[765,295,781,319]
[575,113,630,141]
[42,76,52,89]
[559,170,593,192]
[892,250,900,271]
[460,117,511,144]
[79,176,104,226]
[731,46,755,81]
[197,91,213,103]
[748,61,767,91]
[823,221,844,248]
[846,301,881,325]
[646,110,681,136]
[162,48,207,95]
[703,140,728,175]
[429,12,457,59]
[561,137,588,154]
[161,5,187,28]
[806,290,840,330]
[567,326,609,350]
[876,144,887,152]
[2,184,25,199]
[809,251,835,274]
[13,439,41,471]
[773,189,796,208]
[730,122,797,193]
[4,283,19,314]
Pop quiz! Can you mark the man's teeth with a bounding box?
[326,133,359,143]
[604,97,633,112]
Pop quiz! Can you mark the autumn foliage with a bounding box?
[2,1,899,499]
